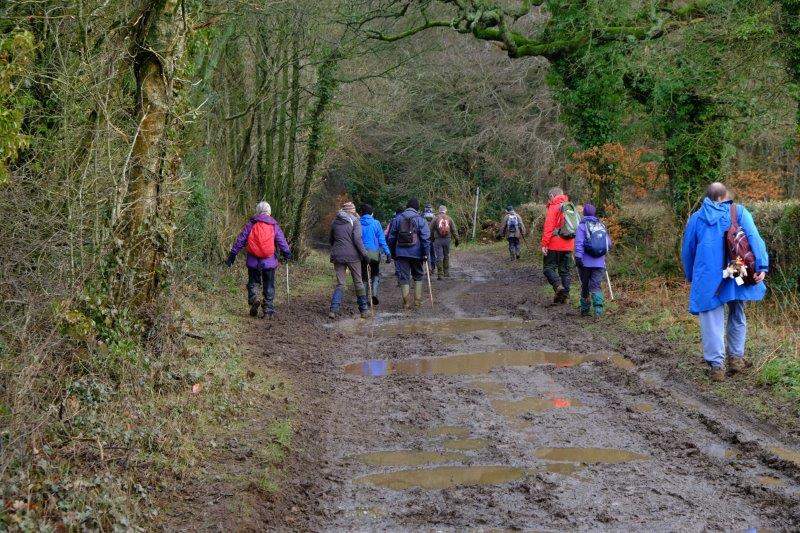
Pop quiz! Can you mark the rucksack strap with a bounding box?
[729,202,739,231]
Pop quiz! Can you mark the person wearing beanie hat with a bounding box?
[430,204,460,279]
[574,202,611,317]
[225,201,292,318]
[328,200,370,319]
[498,205,527,261]
[387,197,431,309]
[422,203,437,269]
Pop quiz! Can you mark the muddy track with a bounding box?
[257,250,800,531]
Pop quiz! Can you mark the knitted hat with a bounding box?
[407,197,420,210]
[438,205,447,214]
[506,205,514,212]
[256,201,271,216]
[582,203,596,217]
[341,201,356,214]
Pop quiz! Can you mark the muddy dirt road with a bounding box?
[260,249,800,531]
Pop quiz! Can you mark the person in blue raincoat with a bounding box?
[359,203,392,306]
[681,182,768,381]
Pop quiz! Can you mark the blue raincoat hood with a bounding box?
[681,199,768,314]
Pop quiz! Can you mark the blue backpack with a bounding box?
[584,220,609,258]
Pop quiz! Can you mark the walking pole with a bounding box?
[366,264,375,317]
[424,261,435,309]
[285,263,290,305]
[605,269,615,301]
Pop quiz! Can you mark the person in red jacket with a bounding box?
[540,187,575,303]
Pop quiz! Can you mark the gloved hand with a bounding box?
[422,256,428,263]
[224,252,236,268]
[282,251,293,261]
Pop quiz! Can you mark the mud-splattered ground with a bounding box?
[250,250,800,531]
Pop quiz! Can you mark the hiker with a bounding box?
[423,203,437,270]
[225,201,292,318]
[681,182,768,381]
[385,207,403,237]
[430,205,460,279]
[541,187,580,303]
[498,205,527,260]
[387,197,431,309]
[359,203,392,305]
[329,201,370,319]
[574,203,611,317]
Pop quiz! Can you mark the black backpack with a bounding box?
[398,215,418,246]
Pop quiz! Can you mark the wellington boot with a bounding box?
[249,299,261,318]
[579,297,591,317]
[414,282,423,308]
[436,264,443,280]
[401,285,411,309]
[443,257,451,278]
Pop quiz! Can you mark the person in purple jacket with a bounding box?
[574,202,611,317]
[225,201,292,318]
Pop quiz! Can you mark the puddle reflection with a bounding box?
[493,397,582,418]
[355,465,525,490]
[355,450,466,467]
[534,447,649,463]
[344,350,634,377]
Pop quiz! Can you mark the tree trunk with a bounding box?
[112,0,188,306]
[290,48,341,255]
[274,46,289,218]
[283,31,302,217]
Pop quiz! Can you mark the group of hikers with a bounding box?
[226,180,768,382]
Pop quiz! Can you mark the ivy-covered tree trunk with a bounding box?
[662,91,732,217]
[283,31,302,218]
[112,0,188,306]
[290,48,340,256]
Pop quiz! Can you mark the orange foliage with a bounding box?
[727,170,784,201]
[601,202,623,243]
[567,143,666,202]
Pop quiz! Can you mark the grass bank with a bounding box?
[1,251,333,530]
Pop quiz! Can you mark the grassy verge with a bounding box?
[0,251,335,530]
[608,246,800,425]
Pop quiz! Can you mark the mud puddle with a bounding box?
[470,381,507,395]
[770,446,800,467]
[443,438,490,451]
[355,465,525,490]
[375,317,527,336]
[534,447,649,464]
[492,397,582,418]
[355,450,467,466]
[344,349,634,377]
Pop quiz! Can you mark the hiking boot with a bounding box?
[414,282,423,308]
[249,299,261,317]
[728,356,746,374]
[401,285,411,309]
[553,287,568,304]
[709,366,725,382]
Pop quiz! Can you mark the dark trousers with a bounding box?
[543,251,572,292]
[395,257,424,285]
[578,265,604,299]
[507,237,520,258]
[361,256,381,296]
[247,267,276,311]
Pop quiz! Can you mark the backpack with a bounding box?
[246,221,276,259]
[437,217,450,237]
[507,214,519,234]
[584,220,609,258]
[397,215,418,246]
[725,203,756,285]
[554,202,580,239]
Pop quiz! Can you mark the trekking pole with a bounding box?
[366,264,375,317]
[285,263,291,305]
[605,269,615,301]
[424,261,435,308]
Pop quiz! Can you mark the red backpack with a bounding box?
[246,221,276,259]
[725,203,756,285]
